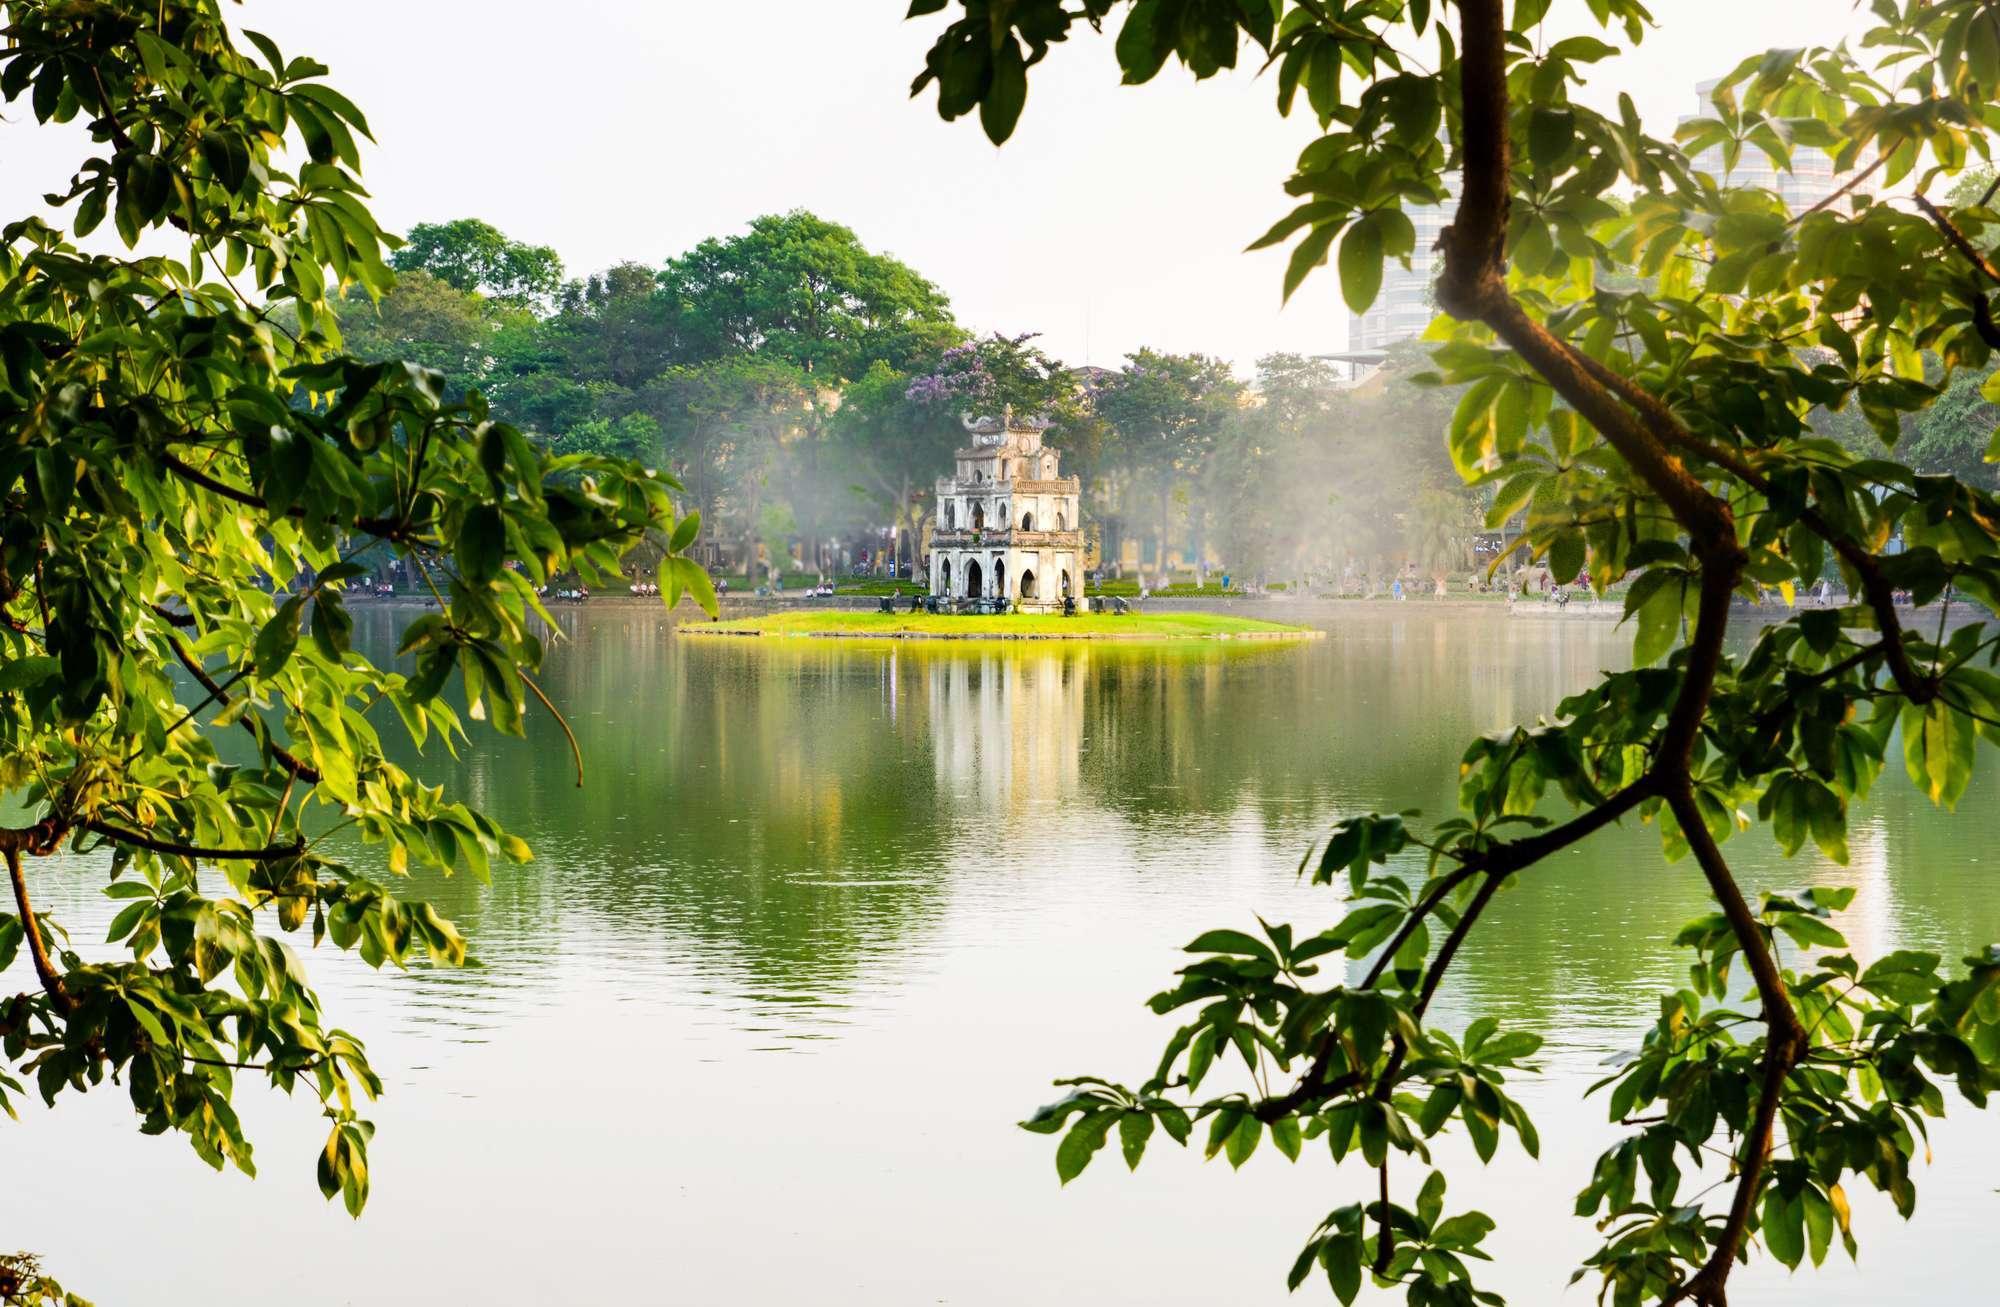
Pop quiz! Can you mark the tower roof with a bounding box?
[958,405,1054,457]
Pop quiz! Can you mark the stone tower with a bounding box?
[929,407,1083,611]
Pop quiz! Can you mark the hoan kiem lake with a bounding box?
[12,602,2000,1304]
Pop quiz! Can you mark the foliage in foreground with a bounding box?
[909,0,2000,1303]
[0,0,708,1271]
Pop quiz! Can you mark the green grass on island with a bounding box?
[684,609,1317,640]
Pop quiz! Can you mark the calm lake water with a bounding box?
[12,603,2000,1304]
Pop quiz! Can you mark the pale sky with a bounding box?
[2,1,1869,370]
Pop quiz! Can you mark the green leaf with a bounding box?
[1630,574,1682,666]
[980,36,1028,144]
[1548,530,1585,584]
[1056,1111,1112,1184]
[1324,1225,1364,1304]
[1271,1115,1302,1161]
[1337,215,1386,315]
[668,555,719,617]
[1803,1185,1834,1267]
[254,596,305,678]
[1762,1186,1805,1269]
[456,505,505,584]
[1417,1169,1447,1229]
[1527,106,1576,168]
[310,593,353,662]
[0,655,59,692]
[1118,1110,1154,1169]
[0,915,26,974]
[1283,221,1340,304]
[1224,1112,1260,1168]
[1903,699,1976,809]
[1184,928,1275,960]
[668,509,702,554]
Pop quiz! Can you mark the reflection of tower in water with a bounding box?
[925,649,1086,821]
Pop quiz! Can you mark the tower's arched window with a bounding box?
[972,503,986,530]
[1020,511,1034,531]
[1056,512,1066,531]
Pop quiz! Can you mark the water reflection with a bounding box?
[12,604,2000,1306]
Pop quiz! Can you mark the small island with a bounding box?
[683,610,1317,641]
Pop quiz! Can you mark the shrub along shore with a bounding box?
[681,610,1319,641]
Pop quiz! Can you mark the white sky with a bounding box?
[1,1,1869,370]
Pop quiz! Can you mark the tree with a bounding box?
[392,217,565,310]
[0,2,710,1292]
[335,269,494,397]
[909,3,2000,1305]
[830,360,933,577]
[1900,365,2000,486]
[559,411,663,466]
[643,355,815,575]
[660,210,959,383]
[542,260,692,392]
[1091,350,1242,584]
[1403,487,1475,593]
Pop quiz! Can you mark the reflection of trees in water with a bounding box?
[1418,735,2000,1059]
[1075,611,1634,835]
[352,609,953,1007]
[345,607,2000,1050]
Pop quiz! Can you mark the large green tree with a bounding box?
[335,268,495,397]
[0,3,709,1294]
[392,217,565,310]
[643,354,815,577]
[1090,349,1242,583]
[660,210,959,383]
[909,2,2000,1305]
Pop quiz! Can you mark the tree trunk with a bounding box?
[899,473,914,579]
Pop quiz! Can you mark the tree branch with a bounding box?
[158,450,405,539]
[1915,193,2000,285]
[1561,349,1932,702]
[1785,153,1885,228]
[1662,785,1804,1307]
[3,846,70,1012]
[163,630,323,783]
[82,820,306,863]
[1257,774,1660,1120]
[1429,10,1787,1301]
